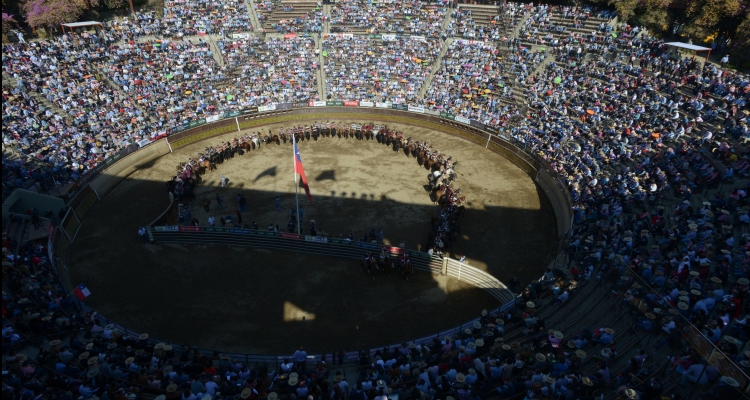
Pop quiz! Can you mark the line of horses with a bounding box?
[166,121,472,263]
[361,250,414,281]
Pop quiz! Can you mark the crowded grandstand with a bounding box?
[2,1,750,400]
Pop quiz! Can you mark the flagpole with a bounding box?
[293,134,301,235]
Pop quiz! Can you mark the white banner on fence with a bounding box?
[381,34,398,41]
[425,109,441,116]
[305,235,328,243]
[206,115,221,122]
[258,104,277,112]
[455,116,471,124]
[359,101,374,107]
[407,105,425,113]
[375,102,393,108]
[137,138,152,148]
[311,100,326,107]
[411,35,426,42]
[232,33,251,39]
[454,39,482,45]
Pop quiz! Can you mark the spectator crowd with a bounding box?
[3,1,750,398]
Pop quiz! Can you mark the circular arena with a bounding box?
[68,108,558,354]
[2,1,750,399]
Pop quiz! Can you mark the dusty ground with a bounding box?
[69,121,556,354]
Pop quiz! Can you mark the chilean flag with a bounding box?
[294,142,313,204]
[73,284,91,300]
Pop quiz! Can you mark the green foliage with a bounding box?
[730,13,750,68]
[684,0,745,40]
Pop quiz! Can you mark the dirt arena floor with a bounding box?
[69,120,557,355]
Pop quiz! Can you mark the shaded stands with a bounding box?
[260,0,324,33]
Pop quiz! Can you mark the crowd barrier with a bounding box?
[147,225,516,305]
[48,104,577,363]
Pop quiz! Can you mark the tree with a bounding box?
[22,0,84,30]
[587,0,671,29]
[730,12,750,68]
[632,0,672,33]
[684,0,745,40]
[2,13,17,35]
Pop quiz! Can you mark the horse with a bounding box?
[280,132,287,144]
[361,253,375,280]
[271,134,280,145]
[382,257,392,276]
[402,260,413,280]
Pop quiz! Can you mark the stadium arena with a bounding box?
[2,1,750,400]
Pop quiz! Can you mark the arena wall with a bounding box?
[90,138,172,197]
[51,106,574,359]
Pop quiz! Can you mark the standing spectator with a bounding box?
[138,227,148,244]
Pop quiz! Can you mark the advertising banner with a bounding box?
[153,226,179,232]
[410,35,426,42]
[408,250,432,260]
[179,226,200,232]
[244,106,259,114]
[455,116,471,124]
[326,101,344,106]
[137,138,152,148]
[329,238,354,245]
[382,245,405,254]
[425,109,441,116]
[305,235,328,243]
[279,232,303,240]
[391,104,408,111]
[344,100,359,107]
[228,228,252,234]
[355,241,381,251]
[254,230,279,237]
[232,33,251,39]
[206,114,221,122]
[283,33,298,39]
[203,227,226,233]
[359,101,374,107]
[276,103,293,110]
[407,105,425,113]
[309,100,327,107]
[440,112,455,120]
[368,34,382,39]
[258,104,277,112]
[375,102,392,108]
[381,34,398,41]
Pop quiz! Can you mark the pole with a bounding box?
[128,0,135,15]
[293,135,301,235]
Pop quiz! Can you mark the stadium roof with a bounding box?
[61,21,104,28]
[664,42,711,51]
